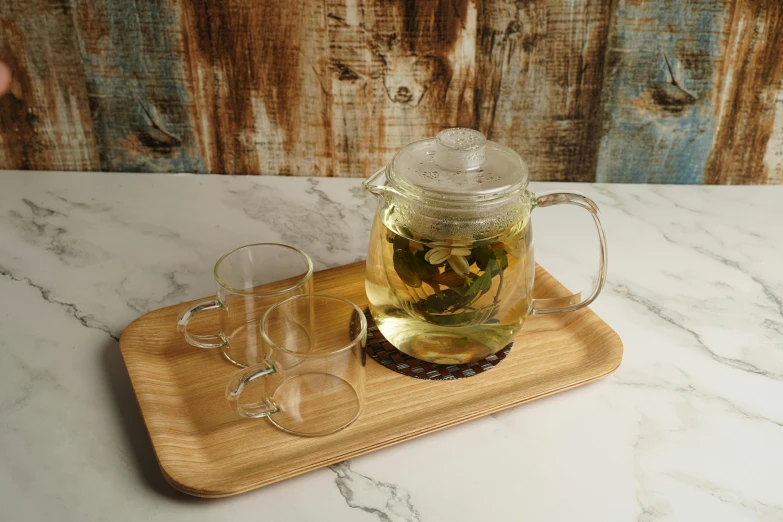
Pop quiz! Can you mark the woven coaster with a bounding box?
[351,309,513,381]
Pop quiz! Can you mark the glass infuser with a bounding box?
[363,128,607,364]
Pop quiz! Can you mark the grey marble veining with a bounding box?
[0,171,781,521]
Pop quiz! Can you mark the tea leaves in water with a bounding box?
[367,213,533,363]
[391,232,509,325]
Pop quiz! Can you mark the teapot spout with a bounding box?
[362,167,395,198]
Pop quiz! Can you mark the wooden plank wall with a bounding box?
[597,0,783,183]
[0,0,781,183]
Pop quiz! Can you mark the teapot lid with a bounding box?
[387,128,528,201]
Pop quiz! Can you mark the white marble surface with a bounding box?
[1,171,782,521]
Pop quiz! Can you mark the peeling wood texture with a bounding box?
[596,0,726,183]
[70,0,203,172]
[475,0,611,182]
[0,0,782,183]
[0,0,98,171]
[597,0,783,184]
[704,0,783,184]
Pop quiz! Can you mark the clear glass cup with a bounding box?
[226,294,367,437]
[177,243,314,368]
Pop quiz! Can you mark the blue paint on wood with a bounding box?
[595,0,727,184]
[70,0,205,173]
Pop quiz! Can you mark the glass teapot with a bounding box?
[363,128,607,364]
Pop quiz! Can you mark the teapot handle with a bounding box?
[530,192,607,314]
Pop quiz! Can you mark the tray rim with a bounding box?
[119,261,623,497]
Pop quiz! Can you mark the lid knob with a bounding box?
[433,128,486,172]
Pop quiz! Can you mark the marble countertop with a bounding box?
[1,171,781,521]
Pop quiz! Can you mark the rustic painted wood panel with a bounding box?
[475,0,612,182]
[704,0,783,184]
[70,0,204,173]
[763,80,783,183]
[0,0,99,171]
[595,0,727,184]
[178,0,610,178]
[322,0,480,177]
[0,0,612,180]
[0,0,781,183]
[595,0,783,184]
[179,0,331,175]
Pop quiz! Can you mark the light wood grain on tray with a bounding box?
[120,261,622,497]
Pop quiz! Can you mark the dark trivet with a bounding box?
[351,309,513,381]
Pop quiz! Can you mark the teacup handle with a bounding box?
[226,363,281,418]
[177,299,228,349]
[530,192,608,314]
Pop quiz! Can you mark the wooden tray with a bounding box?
[120,261,622,497]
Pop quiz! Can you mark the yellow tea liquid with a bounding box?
[366,212,534,364]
